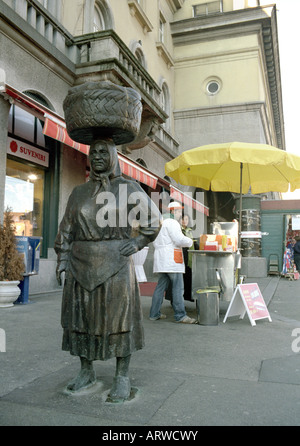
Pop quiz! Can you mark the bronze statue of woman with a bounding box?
[55,137,161,402]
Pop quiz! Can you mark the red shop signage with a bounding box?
[7,137,49,167]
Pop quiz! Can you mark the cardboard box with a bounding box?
[199,234,237,252]
[204,245,218,251]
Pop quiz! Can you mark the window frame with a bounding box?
[193,1,223,17]
[206,80,221,95]
[93,3,105,32]
[6,102,59,258]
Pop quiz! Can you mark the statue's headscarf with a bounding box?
[89,139,122,197]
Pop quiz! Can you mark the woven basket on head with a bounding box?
[63,81,142,145]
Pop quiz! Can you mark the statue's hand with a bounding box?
[119,239,139,257]
[56,262,67,286]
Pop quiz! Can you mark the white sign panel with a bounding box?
[7,137,49,167]
[223,283,272,327]
[292,215,300,230]
[241,231,262,238]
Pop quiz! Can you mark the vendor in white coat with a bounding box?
[149,202,197,324]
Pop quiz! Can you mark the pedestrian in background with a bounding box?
[293,237,300,271]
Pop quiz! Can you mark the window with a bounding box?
[193,1,223,17]
[130,40,147,69]
[5,160,45,239]
[247,0,260,6]
[159,12,167,44]
[90,1,114,33]
[93,4,105,32]
[9,105,46,148]
[136,158,147,168]
[135,47,146,67]
[14,107,35,144]
[6,104,48,248]
[207,80,220,95]
[6,96,59,258]
[159,19,164,43]
[161,82,171,130]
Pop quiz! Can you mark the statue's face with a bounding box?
[89,142,110,173]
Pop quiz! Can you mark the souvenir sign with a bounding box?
[223,283,272,326]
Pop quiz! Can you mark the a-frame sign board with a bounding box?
[223,283,272,327]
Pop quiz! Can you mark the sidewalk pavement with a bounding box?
[0,275,300,426]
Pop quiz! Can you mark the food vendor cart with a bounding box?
[191,222,240,302]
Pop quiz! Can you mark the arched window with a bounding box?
[161,82,171,131]
[90,1,114,33]
[135,47,146,68]
[136,158,147,168]
[6,92,58,252]
[93,4,105,32]
[129,41,147,69]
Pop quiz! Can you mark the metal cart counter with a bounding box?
[191,250,237,302]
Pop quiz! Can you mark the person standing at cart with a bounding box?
[149,202,196,324]
[180,214,194,301]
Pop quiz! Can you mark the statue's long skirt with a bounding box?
[61,261,144,361]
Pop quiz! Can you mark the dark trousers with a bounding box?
[294,253,300,271]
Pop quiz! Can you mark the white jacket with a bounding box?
[153,218,193,273]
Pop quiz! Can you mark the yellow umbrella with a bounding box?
[165,142,300,248]
[165,142,300,194]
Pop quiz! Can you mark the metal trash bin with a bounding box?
[194,287,220,326]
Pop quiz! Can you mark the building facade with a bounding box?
[0,0,285,294]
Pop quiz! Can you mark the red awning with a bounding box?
[43,115,90,155]
[43,115,158,188]
[170,186,209,216]
[118,153,158,189]
[4,85,46,117]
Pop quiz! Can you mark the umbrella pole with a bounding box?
[239,162,243,251]
[234,162,243,280]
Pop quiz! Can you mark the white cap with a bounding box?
[168,201,184,210]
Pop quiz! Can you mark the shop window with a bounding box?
[5,160,45,240]
[6,100,59,258]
